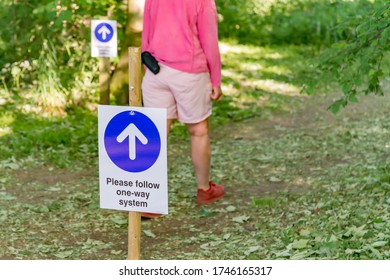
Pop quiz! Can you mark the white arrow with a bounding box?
[117,123,148,160]
[97,25,111,40]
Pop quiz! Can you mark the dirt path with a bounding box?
[138,91,390,259]
[2,91,389,260]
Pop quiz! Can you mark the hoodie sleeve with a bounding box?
[141,0,150,53]
[197,0,222,87]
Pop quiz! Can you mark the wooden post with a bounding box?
[127,46,142,260]
[128,47,142,106]
[128,210,141,260]
[99,57,111,105]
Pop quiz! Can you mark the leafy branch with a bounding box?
[308,3,390,113]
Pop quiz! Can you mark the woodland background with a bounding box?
[0,0,389,260]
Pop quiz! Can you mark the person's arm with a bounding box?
[197,0,222,88]
[141,0,150,53]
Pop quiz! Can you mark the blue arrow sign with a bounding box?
[104,110,161,173]
[95,22,114,43]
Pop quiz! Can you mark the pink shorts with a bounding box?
[141,64,212,124]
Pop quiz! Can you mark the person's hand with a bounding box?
[210,86,223,101]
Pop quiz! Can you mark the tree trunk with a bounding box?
[110,0,144,105]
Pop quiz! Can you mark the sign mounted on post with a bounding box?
[91,20,118,57]
[98,105,168,215]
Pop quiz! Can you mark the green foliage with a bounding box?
[1,0,387,115]
[216,0,385,46]
[0,104,98,168]
[0,0,126,114]
[0,0,125,65]
[306,2,389,113]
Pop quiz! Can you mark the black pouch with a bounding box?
[141,51,160,74]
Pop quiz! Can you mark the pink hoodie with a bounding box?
[142,0,222,87]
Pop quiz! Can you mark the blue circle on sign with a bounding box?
[104,110,161,173]
[95,23,114,43]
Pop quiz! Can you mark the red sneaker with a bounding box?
[197,181,225,204]
[141,212,162,219]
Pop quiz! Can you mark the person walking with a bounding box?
[141,0,225,217]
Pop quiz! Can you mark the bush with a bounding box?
[0,0,125,114]
[216,0,387,46]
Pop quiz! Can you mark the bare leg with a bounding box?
[187,118,211,191]
[167,119,174,135]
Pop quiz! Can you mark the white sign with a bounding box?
[91,20,118,58]
[98,105,168,214]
